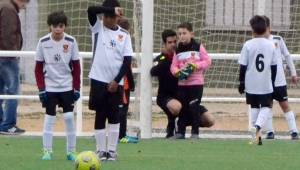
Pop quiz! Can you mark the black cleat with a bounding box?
[190,133,199,139]
[174,133,185,139]
[107,150,117,161]
[266,132,275,139]
[291,132,299,140]
[258,137,263,145]
[96,151,107,161]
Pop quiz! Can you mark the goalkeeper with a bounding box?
[171,22,212,139]
[151,29,181,138]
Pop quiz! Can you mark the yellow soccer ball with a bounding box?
[75,151,101,170]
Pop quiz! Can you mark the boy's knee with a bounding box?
[167,99,182,116]
[279,101,290,113]
[200,112,215,127]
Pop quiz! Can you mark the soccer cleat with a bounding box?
[66,151,77,161]
[174,133,185,139]
[165,122,175,138]
[257,136,263,145]
[190,134,199,139]
[42,149,52,160]
[291,132,299,140]
[266,132,275,139]
[250,126,262,145]
[107,150,117,161]
[96,151,107,161]
[250,126,256,141]
[120,136,138,143]
[165,132,174,138]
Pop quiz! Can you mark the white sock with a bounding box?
[43,114,56,151]
[63,112,76,153]
[284,111,298,133]
[255,107,271,128]
[95,129,106,152]
[251,108,259,127]
[107,123,120,152]
[263,110,274,133]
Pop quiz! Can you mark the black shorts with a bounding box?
[45,90,74,116]
[89,79,123,114]
[273,86,288,102]
[246,93,273,108]
[177,85,203,128]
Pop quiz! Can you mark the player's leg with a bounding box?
[119,88,135,142]
[276,86,299,139]
[166,98,181,137]
[166,98,182,116]
[60,91,76,161]
[199,106,215,128]
[246,93,262,145]
[174,87,188,139]
[249,106,260,144]
[264,108,275,139]
[279,101,299,139]
[254,94,273,145]
[95,110,107,161]
[89,80,108,161]
[264,86,284,140]
[187,85,203,138]
[119,103,128,139]
[42,92,57,160]
[157,96,181,138]
[107,86,123,161]
[246,93,260,127]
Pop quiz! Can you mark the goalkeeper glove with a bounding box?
[183,63,196,74]
[176,70,189,80]
[39,90,48,107]
[73,90,80,102]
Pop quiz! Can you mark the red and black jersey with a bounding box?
[150,53,178,99]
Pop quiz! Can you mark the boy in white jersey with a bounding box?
[262,16,299,140]
[34,11,81,160]
[238,15,277,145]
[87,0,133,161]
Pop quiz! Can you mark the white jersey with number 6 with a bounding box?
[239,37,277,94]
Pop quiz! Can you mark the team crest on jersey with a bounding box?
[63,44,69,53]
[110,40,117,48]
[118,35,124,42]
[274,42,278,48]
[54,54,61,62]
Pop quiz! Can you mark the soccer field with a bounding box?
[0,136,299,170]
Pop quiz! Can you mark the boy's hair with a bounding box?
[162,29,177,43]
[249,15,267,35]
[262,15,270,27]
[102,0,120,18]
[177,22,193,32]
[47,11,68,26]
[118,18,130,31]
